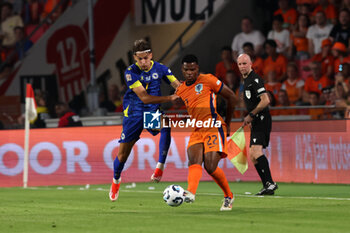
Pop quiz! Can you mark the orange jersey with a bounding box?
[312,53,334,75]
[291,34,309,52]
[265,82,282,102]
[252,57,264,77]
[274,8,298,26]
[313,5,337,20]
[333,57,350,74]
[281,78,305,103]
[263,54,288,81]
[176,74,227,156]
[215,61,240,84]
[304,75,332,94]
[176,74,225,127]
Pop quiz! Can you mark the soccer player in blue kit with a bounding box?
[109,39,180,201]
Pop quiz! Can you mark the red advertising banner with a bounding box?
[0,120,349,187]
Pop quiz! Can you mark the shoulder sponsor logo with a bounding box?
[253,138,256,143]
[168,69,172,74]
[245,90,251,99]
[255,78,259,83]
[195,83,203,94]
[216,80,221,85]
[126,74,132,81]
[152,73,159,79]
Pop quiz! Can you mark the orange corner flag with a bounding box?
[227,127,248,174]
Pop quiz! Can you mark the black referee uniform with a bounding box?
[243,70,277,195]
[243,70,272,148]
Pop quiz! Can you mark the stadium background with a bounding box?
[0,0,350,187]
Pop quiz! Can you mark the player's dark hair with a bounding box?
[264,39,277,49]
[182,54,198,64]
[221,46,232,52]
[243,42,254,50]
[133,39,152,54]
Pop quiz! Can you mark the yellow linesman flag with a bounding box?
[227,127,248,174]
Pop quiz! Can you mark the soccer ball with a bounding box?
[163,184,185,207]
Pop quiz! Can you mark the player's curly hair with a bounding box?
[181,54,198,64]
[133,39,152,54]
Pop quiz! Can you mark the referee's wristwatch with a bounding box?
[248,112,255,118]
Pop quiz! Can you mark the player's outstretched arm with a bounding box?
[170,80,181,90]
[133,85,179,104]
[219,84,237,135]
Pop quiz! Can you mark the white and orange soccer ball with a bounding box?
[163,184,185,207]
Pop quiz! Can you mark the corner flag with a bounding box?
[23,83,36,188]
[227,127,248,174]
[25,84,37,121]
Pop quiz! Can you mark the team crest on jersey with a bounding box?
[145,76,151,81]
[152,73,159,79]
[245,90,251,99]
[195,84,203,94]
[126,74,132,81]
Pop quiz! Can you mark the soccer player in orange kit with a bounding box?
[175,54,237,211]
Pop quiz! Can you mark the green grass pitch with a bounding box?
[0,182,350,233]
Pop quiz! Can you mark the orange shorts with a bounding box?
[187,126,228,158]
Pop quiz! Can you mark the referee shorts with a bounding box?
[250,113,272,148]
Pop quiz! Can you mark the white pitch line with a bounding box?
[25,187,350,201]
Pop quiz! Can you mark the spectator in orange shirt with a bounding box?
[291,14,311,60]
[215,46,240,84]
[274,0,298,29]
[263,39,288,82]
[272,90,298,116]
[304,61,332,96]
[242,42,264,77]
[281,62,305,105]
[307,91,324,119]
[312,0,337,24]
[331,42,350,74]
[265,70,282,102]
[311,38,334,78]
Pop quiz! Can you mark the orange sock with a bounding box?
[187,164,202,194]
[210,167,233,198]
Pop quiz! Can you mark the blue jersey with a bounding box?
[122,61,176,117]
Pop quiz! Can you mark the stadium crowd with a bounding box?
[215,0,350,120]
[3,0,350,130]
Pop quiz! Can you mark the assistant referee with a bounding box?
[237,53,278,195]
